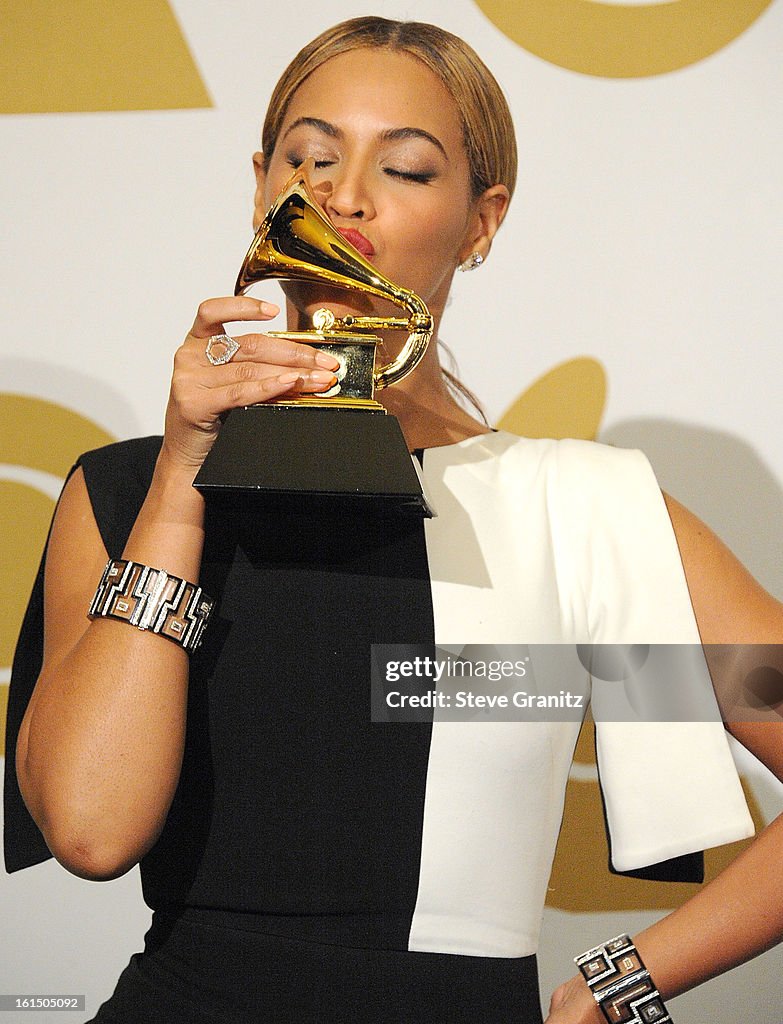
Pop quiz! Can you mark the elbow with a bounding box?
[39,812,153,880]
[17,761,149,881]
[45,832,140,881]
[16,723,167,880]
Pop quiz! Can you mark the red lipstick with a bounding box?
[337,228,375,259]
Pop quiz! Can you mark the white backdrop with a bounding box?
[2,1,782,1020]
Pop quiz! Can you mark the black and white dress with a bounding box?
[3,431,752,1023]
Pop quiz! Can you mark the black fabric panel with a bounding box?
[609,851,704,883]
[4,537,54,872]
[87,908,543,1024]
[78,436,163,557]
[142,498,436,951]
[4,435,437,954]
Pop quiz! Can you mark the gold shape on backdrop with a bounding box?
[0,683,7,761]
[497,357,606,440]
[0,481,54,688]
[0,394,114,476]
[474,0,774,78]
[0,395,114,757]
[547,717,767,911]
[1,0,211,113]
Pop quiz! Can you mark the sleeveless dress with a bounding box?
[3,431,753,1023]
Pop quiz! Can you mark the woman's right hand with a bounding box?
[160,295,340,475]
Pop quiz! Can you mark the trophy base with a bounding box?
[193,405,434,517]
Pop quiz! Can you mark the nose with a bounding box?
[314,160,375,222]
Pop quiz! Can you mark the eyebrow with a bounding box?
[282,117,447,158]
[283,116,339,139]
[381,126,447,158]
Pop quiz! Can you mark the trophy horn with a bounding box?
[235,158,433,390]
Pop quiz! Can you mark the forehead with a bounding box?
[282,48,465,151]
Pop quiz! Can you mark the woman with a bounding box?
[5,16,782,1024]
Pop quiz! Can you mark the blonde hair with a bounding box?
[261,17,517,201]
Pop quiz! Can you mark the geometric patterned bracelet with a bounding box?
[575,934,672,1024]
[88,559,214,654]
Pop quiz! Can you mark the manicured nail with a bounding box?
[315,351,340,370]
[278,371,301,384]
[260,300,280,314]
[310,370,338,383]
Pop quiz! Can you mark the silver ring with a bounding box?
[206,334,240,366]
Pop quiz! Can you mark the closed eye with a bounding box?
[385,168,435,184]
[285,157,335,170]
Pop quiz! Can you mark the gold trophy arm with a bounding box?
[325,303,433,390]
[374,320,432,389]
[372,299,433,390]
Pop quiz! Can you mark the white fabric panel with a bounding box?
[407,432,753,956]
[597,721,755,872]
[407,719,579,957]
[556,442,755,870]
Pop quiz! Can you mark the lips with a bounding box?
[337,228,375,259]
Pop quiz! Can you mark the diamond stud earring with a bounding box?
[458,251,484,273]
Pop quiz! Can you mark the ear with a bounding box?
[457,184,511,267]
[252,151,267,230]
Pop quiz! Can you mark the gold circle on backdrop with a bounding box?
[0,395,114,758]
[473,0,774,78]
[497,357,606,441]
[0,481,55,671]
[0,394,114,478]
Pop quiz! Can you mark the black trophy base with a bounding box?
[193,405,433,517]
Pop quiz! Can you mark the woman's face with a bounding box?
[255,48,499,328]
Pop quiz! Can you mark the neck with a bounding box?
[378,350,490,450]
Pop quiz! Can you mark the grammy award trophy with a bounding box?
[193,158,435,516]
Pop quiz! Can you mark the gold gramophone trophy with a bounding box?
[193,158,435,515]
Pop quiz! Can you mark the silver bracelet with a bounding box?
[575,934,672,1024]
[88,559,214,653]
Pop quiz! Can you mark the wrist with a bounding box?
[572,978,605,1024]
[149,447,207,521]
[547,974,604,1024]
[118,448,207,581]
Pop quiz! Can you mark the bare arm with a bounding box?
[16,461,202,880]
[546,493,783,1023]
[15,296,339,880]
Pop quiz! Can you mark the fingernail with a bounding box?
[315,351,340,370]
[260,300,280,314]
[310,370,338,384]
[278,371,301,384]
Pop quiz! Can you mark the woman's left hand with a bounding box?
[545,976,603,1024]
